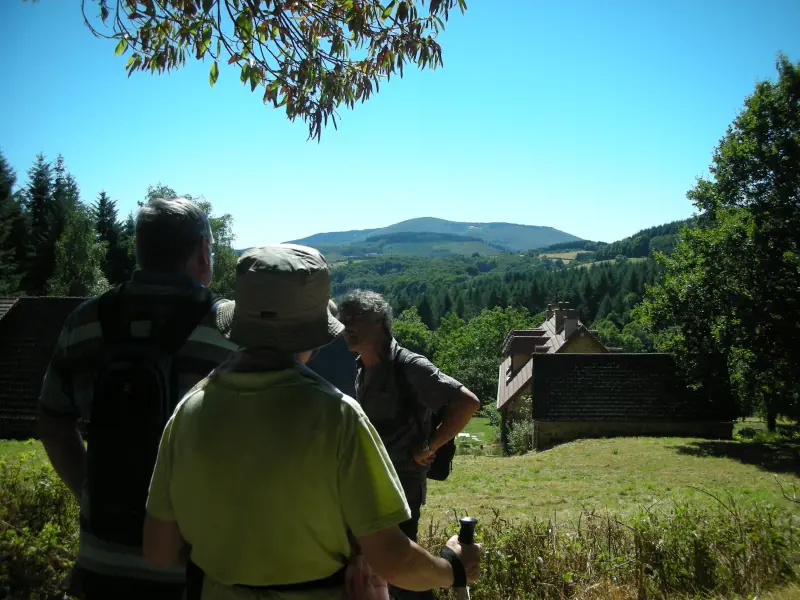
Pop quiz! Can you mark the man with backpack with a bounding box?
[37,197,238,600]
[336,290,481,600]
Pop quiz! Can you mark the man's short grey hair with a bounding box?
[338,289,393,333]
[135,197,212,272]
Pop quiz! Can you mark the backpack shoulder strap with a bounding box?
[159,290,214,354]
[393,347,427,442]
[97,284,128,344]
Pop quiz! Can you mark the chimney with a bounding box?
[555,301,567,332]
[546,303,554,320]
[564,308,579,338]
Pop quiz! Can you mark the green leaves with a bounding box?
[397,2,409,22]
[114,38,128,56]
[235,13,254,40]
[249,67,262,92]
[209,61,219,87]
[89,0,469,141]
[197,26,213,58]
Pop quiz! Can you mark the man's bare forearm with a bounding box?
[358,527,454,591]
[38,414,87,499]
[430,387,480,452]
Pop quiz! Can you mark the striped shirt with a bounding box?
[39,270,239,583]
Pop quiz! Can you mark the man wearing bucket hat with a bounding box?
[143,244,482,600]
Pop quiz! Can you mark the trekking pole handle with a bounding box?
[455,517,478,600]
[458,516,478,545]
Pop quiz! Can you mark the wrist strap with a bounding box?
[439,546,467,588]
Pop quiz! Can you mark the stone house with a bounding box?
[496,302,734,450]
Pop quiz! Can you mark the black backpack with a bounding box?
[84,285,213,546]
[393,350,456,482]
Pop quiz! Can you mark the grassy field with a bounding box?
[0,438,47,463]
[462,416,498,443]
[5,428,799,526]
[423,435,800,526]
[577,256,648,269]
[539,251,586,262]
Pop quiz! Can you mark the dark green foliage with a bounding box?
[22,153,59,295]
[392,306,434,356]
[331,252,662,329]
[94,191,132,283]
[538,219,693,263]
[635,56,800,426]
[0,164,239,298]
[48,204,111,297]
[52,155,79,216]
[117,212,138,283]
[0,151,25,294]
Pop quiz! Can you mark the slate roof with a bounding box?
[0,297,87,439]
[496,303,608,411]
[0,297,18,321]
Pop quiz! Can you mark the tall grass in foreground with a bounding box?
[0,452,78,599]
[1,450,797,599]
[422,500,797,599]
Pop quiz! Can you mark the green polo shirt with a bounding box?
[146,363,411,599]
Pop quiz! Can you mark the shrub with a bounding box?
[503,394,533,455]
[507,421,532,455]
[422,498,797,599]
[0,452,79,599]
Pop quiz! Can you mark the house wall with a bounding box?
[560,334,607,354]
[528,353,734,450]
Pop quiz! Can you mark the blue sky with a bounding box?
[1,0,798,248]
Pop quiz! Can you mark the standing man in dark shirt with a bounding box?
[337,290,481,600]
[306,301,358,397]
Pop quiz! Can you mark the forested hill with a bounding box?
[288,217,583,252]
[315,231,508,261]
[328,219,696,330]
[331,251,662,332]
[539,218,694,260]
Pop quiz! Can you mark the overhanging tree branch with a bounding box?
[79,0,467,141]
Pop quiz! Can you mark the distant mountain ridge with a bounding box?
[286,217,582,252]
[315,231,508,262]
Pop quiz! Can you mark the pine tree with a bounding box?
[52,155,77,215]
[23,153,58,294]
[596,294,613,321]
[116,212,138,281]
[93,191,127,282]
[455,294,466,318]
[0,152,23,294]
[442,293,453,316]
[417,295,435,329]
